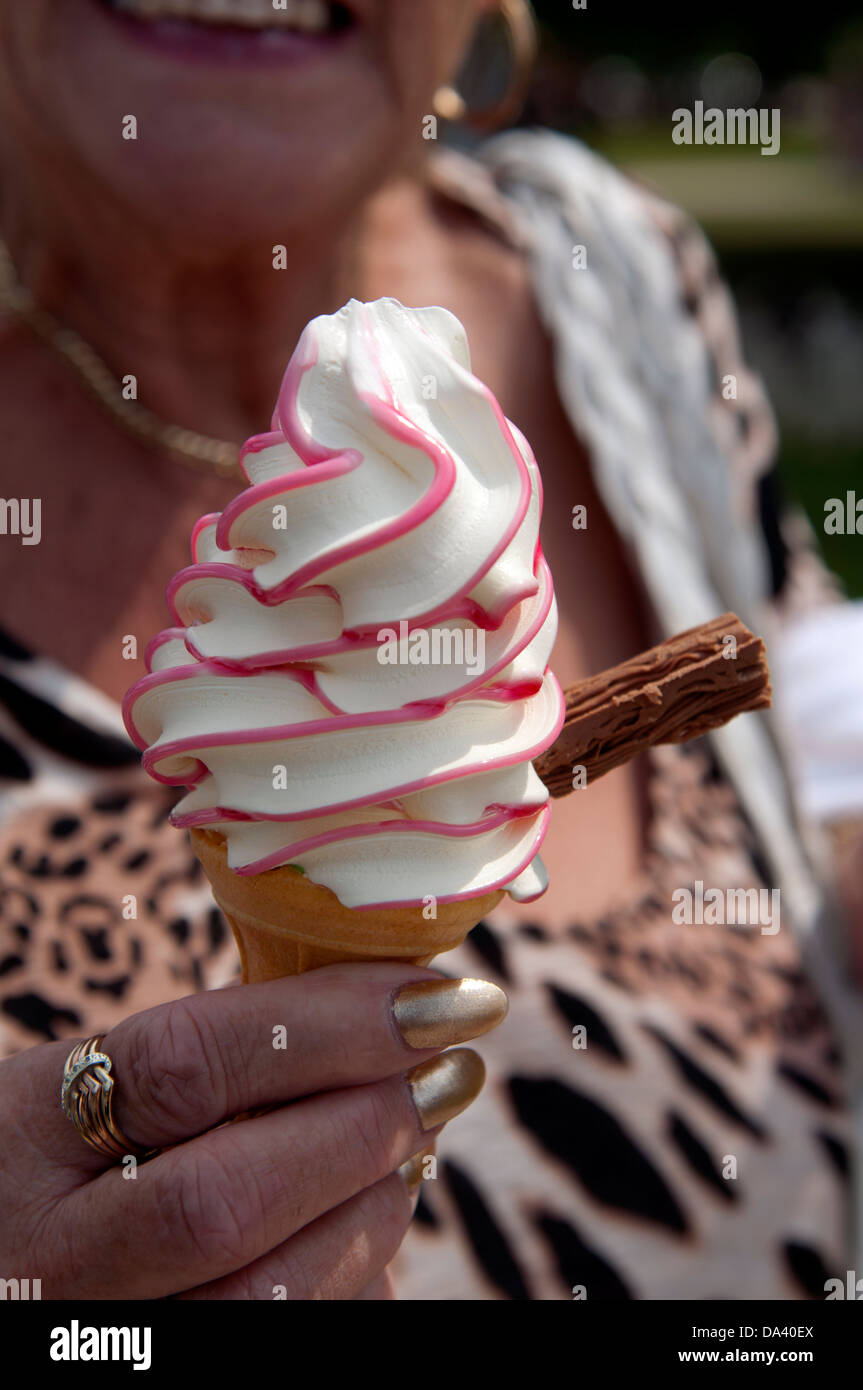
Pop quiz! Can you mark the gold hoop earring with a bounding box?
[433,0,538,133]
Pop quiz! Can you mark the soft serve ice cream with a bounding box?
[124,299,564,910]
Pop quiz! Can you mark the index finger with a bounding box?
[16,965,506,1171]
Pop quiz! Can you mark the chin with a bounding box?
[16,0,400,247]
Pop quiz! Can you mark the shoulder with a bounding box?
[364,158,551,406]
[475,128,780,493]
[418,149,537,319]
[473,126,729,317]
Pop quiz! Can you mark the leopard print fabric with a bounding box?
[0,631,850,1299]
[394,740,849,1300]
[0,629,239,1056]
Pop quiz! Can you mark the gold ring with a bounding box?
[61,1035,154,1162]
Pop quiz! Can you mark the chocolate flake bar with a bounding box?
[534,613,772,798]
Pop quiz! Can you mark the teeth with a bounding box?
[110,0,335,34]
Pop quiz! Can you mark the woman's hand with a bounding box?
[0,965,505,1300]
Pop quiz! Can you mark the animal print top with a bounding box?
[0,629,850,1300]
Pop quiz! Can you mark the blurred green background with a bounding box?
[515,1,863,594]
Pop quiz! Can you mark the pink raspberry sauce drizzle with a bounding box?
[124,299,564,910]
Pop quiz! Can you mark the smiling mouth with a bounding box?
[100,0,356,42]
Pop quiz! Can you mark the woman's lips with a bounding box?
[96,0,357,67]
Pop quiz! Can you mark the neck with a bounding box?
[0,143,371,444]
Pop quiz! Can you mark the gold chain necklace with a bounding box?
[0,238,241,479]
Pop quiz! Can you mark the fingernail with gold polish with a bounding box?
[393,978,508,1050]
[397,1150,428,1195]
[407,1049,485,1131]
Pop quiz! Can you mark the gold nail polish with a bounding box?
[398,1150,427,1192]
[408,1049,485,1131]
[399,1140,437,1192]
[393,978,508,1050]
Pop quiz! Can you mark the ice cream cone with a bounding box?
[190,828,504,982]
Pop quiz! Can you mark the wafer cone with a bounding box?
[190,828,503,982]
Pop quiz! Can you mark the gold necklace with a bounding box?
[0,238,241,479]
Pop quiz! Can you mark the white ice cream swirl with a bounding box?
[124,298,564,908]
